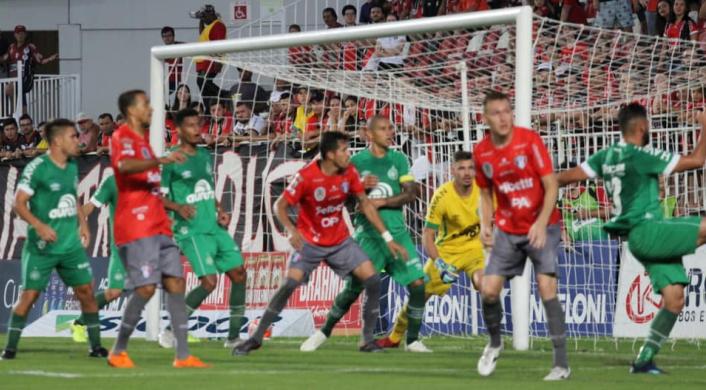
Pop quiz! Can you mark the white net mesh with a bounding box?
[164,14,705,343]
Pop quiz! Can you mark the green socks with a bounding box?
[184,285,211,316]
[635,308,678,367]
[4,313,27,352]
[75,292,110,326]
[228,281,246,340]
[83,312,102,349]
[321,280,363,337]
[405,283,426,345]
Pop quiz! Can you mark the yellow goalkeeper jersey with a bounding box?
[425,180,483,254]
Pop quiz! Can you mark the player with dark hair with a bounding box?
[558,104,706,374]
[107,90,207,369]
[233,131,409,356]
[301,115,428,352]
[158,108,248,349]
[474,91,569,380]
[1,119,107,360]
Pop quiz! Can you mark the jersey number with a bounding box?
[605,177,623,216]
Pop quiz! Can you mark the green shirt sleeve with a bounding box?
[92,175,116,207]
[17,157,43,197]
[395,152,415,184]
[581,149,606,179]
[635,146,680,176]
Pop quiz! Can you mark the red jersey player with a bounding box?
[473,91,569,381]
[233,131,408,356]
[107,90,207,369]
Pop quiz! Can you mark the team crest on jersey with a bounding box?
[49,183,60,191]
[141,147,151,159]
[342,181,349,194]
[181,170,192,179]
[314,187,326,201]
[387,166,398,180]
[180,227,188,235]
[37,240,46,250]
[515,155,528,169]
[482,163,493,178]
[29,269,41,281]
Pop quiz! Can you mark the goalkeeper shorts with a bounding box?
[423,247,485,296]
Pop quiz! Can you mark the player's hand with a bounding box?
[288,231,305,251]
[217,209,231,227]
[387,240,409,261]
[159,150,186,165]
[435,258,459,284]
[176,204,196,220]
[362,174,379,190]
[528,221,547,249]
[480,224,494,248]
[79,223,91,248]
[36,223,57,243]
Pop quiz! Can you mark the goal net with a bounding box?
[150,8,706,347]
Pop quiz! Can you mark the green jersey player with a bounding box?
[558,103,706,374]
[1,119,107,360]
[159,108,247,348]
[300,115,427,353]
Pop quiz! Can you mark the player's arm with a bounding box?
[422,227,440,260]
[529,173,559,248]
[81,202,96,217]
[14,190,57,243]
[274,194,305,250]
[116,151,186,174]
[479,187,494,247]
[557,167,590,187]
[77,203,90,248]
[216,201,230,227]
[162,197,195,220]
[372,180,419,209]
[673,112,706,173]
[356,192,409,261]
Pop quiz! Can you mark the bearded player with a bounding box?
[107,90,207,368]
[376,150,486,348]
[2,119,107,360]
[558,104,706,374]
[159,108,247,349]
[474,91,569,381]
[233,131,409,355]
[300,115,427,353]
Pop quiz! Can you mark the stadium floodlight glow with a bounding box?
[149,6,534,350]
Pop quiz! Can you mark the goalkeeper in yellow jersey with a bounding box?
[377,150,485,348]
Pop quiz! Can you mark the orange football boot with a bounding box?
[173,355,210,368]
[107,351,135,368]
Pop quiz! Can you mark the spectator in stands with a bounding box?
[322,8,343,69]
[268,92,293,135]
[370,3,387,23]
[561,0,589,24]
[562,181,610,242]
[18,113,41,157]
[115,113,125,127]
[360,0,374,23]
[35,121,48,152]
[0,25,58,113]
[646,0,660,35]
[191,4,226,108]
[341,96,365,134]
[301,91,326,157]
[0,29,9,78]
[664,0,699,40]
[229,68,270,114]
[534,0,552,16]
[323,95,343,132]
[96,113,116,155]
[293,87,314,133]
[161,26,183,96]
[593,0,634,32]
[1,118,23,159]
[342,4,358,26]
[655,0,674,36]
[287,24,314,66]
[231,101,269,148]
[323,7,343,28]
[366,14,407,71]
[76,112,99,153]
[201,100,233,147]
[170,84,192,113]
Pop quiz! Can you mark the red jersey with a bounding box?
[283,160,364,246]
[7,43,41,76]
[110,124,172,245]
[473,127,560,235]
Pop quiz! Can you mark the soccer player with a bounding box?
[557,103,706,374]
[473,91,569,381]
[158,108,247,348]
[375,150,485,349]
[1,119,107,360]
[300,115,427,352]
[107,90,207,369]
[71,174,126,342]
[233,131,409,356]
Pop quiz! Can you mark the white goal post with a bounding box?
[147,6,534,350]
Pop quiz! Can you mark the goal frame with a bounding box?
[148,6,534,350]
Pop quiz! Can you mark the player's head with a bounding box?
[452,150,474,187]
[118,89,152,127]
[483,91,513,137]
[366,115,394,149]
[618,103,650,146]
[320,131,351,169]
[46,118,80,157]
[175,108,201,146]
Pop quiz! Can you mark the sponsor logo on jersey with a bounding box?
[180,226,189,235]
[286,174,302,194]
[29,269,41,280]
[498,178,534,193]
[314,187,326,201]
[368,182,393,199]
[49,183,60,191]
[141,146,151,159]
[186,179,215,204]
[387,166,398,180]
[341,181,349,194]
[132,205,148,221]
[49,194,77,219]
[320,216,340,228]
[316,204,344,215]
[602,163,625,176]
[482,163,493,178]
[515,155,527,169]
[181,170,192,179]
[120,139,135,156]
[511,197,531,209]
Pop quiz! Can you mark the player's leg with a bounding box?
[2,248,55,359]
[212,229,247,346]
[349,258,382,351]
[391,232,426,350]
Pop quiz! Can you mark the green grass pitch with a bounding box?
[0,336,704,389]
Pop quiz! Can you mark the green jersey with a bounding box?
[562,186,608,241]
[582,142,679,235]
[90,175,117,245]
[351,148,414,235]
[17,154,82,254]
[161,146,218,240]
